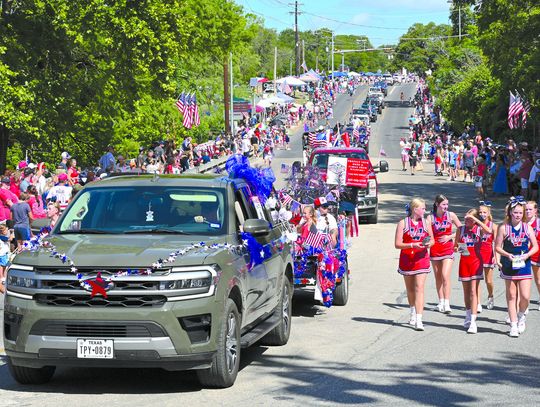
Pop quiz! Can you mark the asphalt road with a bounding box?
[2,84,540,406]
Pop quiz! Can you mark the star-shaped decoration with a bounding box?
[86,273,110,298]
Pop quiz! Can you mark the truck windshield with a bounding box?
[56,186,227,236]
[311,152,368,169]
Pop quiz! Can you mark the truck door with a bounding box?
[234,187,269,325]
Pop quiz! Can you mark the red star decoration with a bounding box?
[87,272,109,298]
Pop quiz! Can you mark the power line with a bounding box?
[302,11,410,30]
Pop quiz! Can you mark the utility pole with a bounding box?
[289,1,301,76]
[331,32,335,82]
[229,52,234,135]
[458,4,462,40]
[273,46,277,96]
[302,39,305,72]
[223,56,230,135]
[341,52,344,72]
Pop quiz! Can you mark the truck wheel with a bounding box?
[333,271,349,306]
[367,211,378,224]
[7,358,55,384]
[260,277,292,346]
[197,299,240,388]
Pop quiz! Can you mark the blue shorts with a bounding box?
[14,226,31,241]
[0,254,8,266]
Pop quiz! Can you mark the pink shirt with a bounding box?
[0,188,19,221]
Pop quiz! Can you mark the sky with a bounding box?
[234,0,452,47]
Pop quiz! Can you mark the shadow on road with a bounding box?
[292,290,328,317]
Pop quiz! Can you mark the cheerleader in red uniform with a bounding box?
[478,204,497,310]
[426,194,462,313]
[395,198,435,331]
[454,209,491,334]
[525,201,540,310]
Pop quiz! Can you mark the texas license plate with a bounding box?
[76,339,114,359]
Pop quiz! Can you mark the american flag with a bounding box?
[301,61,308,72]
[175,92,185,113]
[281,79,292,94]
[303,230,329,249]
[183,93,193,129]
[522,97,531,128]
[308,132,327,148]
[349,208,359,238]
[279,192,293,206]
[352,128,360,139]
[508,91,523,129]
[193,94,201,127]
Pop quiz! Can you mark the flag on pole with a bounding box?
[301,61,308,72]
[508,91,516,129]
[303,230,328,249]
[308,132,327,148]
[192,94,200,127]
[175,92,185,113]
[183,93,193,129]
[281,79,292,94]
[379,146,387,157]
[349,208,359,238]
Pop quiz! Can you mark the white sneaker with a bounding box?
[415,320,424,331]
[467,322,478,334]
[486,297,494,310]
[538,301,540,311]
[409,314,417,325]
[509,325,519,337]
[518,315,526,334]
[505,315,511,324]
[477,303,483,314]
[435,302,444,312]
[444,303,452,314]
[464,315,471,328]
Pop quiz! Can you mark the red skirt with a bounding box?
[479,245,495,268]
[458,252,484,282]
[398,248,431,276]
[430,240,454,261]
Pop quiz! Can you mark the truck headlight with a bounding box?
[160,266,220,301]
[160,274,213,290]
[367,179,377,197]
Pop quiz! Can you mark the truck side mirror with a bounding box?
[243,218,271,237]
[379,160,389,173]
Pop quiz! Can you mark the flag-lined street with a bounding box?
[2,84,540,406]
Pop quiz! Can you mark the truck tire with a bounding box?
[260,277,292,346]
[7,358,55,385]
[197,299,240,388]
[367,209,378,224]
[333,271,349,306]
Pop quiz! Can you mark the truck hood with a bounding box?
[14,234,231,268]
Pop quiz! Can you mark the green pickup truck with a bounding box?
[4,174,294,388]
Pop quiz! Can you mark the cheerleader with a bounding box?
[478,203,497,310]
[395,198,435,331]
[427,194,462,313]
[454,209,490,333]
[525,201,540,310]
[495,196,539,337]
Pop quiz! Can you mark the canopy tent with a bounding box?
[275,76,307,86]
[299,73,320,82]
[256,92,294,107]
[329,71,348,78]
[348,71,362,77]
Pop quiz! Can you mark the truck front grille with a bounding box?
[34,294,166,308]
[30,320,167,337]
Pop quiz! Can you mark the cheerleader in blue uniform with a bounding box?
[495,196,539,337]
